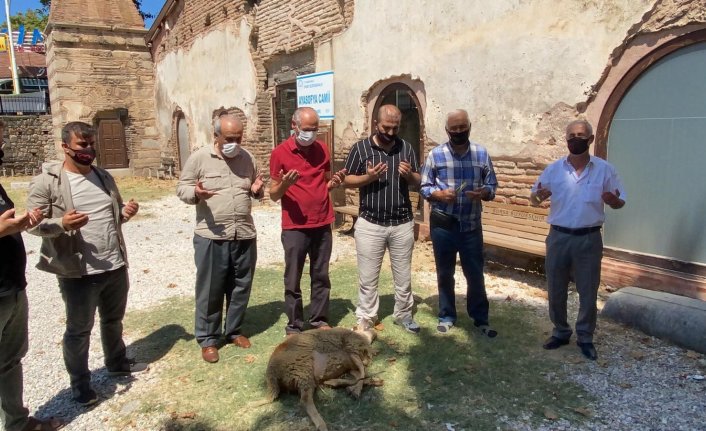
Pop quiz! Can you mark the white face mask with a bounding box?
[296,130,316,147]
[221,142,239,158]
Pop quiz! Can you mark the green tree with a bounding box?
[39,0,154,21]
[2,9,49,31]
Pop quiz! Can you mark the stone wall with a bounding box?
[0,115,52,175]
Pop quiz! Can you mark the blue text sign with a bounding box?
[296,71,334,120]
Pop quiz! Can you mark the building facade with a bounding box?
[45,0,161,173]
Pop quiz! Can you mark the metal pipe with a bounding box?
[3,0,21,94]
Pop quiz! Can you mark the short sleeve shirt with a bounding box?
[343,136,418,226]
[269,136,334,230]
[531,155,626,229]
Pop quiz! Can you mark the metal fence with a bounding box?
[0,91,51,115]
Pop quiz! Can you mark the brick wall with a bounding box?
[493,157,548,207]
[254,0,349,57]
[0,115,53,175]
[152,0,248,62]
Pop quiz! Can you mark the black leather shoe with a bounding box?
[577,342,598,360]
[543,336,570,350]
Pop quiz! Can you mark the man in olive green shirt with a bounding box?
[177,114,264,363]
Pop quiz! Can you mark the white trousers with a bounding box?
[353,218,415,327]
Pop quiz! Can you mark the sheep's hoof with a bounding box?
[346,383,363,399]
[364,376,384,387]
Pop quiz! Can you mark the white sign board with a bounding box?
[296,71,334,120]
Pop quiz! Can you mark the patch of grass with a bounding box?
[113,177,178,204]
[121,263,592,431]
[1,175,33,208]
[1,175,176,209]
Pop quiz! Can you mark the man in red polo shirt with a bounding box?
[269,107,346,335]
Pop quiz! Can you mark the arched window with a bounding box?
[371,83,422,163]
[372,83,425,220]
[595,29,706,295]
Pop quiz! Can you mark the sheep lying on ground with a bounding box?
[265,327,378,431]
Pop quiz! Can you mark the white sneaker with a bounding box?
[396,319,421,334]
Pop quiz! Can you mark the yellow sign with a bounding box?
[0,34,7,52]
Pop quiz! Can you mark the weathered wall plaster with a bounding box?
[154,18,258,150]
[319,0,655,158]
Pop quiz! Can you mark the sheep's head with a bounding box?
[353,327,376,345]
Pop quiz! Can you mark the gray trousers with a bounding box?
[545,229,603,343]
[58,266,130,397]
[193,235,256,347]
[0,290,29,431]
[354,218,415,327]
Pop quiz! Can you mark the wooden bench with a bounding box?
[481,201,549,256]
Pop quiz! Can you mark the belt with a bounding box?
[551,225,601,236]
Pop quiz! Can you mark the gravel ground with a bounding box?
[14,196,706,430]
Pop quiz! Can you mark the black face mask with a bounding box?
[377,131,396,145]
[567,137,590,155]
[67,147,96,166]
[448,130,470,146]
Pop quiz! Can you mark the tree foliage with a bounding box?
[2,9,49,31]
[39,0,154,21]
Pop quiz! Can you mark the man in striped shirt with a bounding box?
[420,109,499,337]
[343,105,421,334]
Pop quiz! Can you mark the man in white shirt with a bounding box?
[28,122,147,406]
[530,120,625,360]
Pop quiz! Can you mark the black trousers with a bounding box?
[193,235,256,347]
[281,226,332,334]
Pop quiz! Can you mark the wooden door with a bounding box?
[97,119,128,168]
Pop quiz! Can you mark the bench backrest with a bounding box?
[482,201,549,255]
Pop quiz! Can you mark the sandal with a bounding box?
[436,321,453,333]
[477,325,498,338]
[21,417,65,431]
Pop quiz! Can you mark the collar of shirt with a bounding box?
[369,135,403,154]
[561,155,596,181]
[442,141,472,159]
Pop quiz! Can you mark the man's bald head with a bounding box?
[377,104,402,123]
[292,107,319,128]
[214,114,243,136]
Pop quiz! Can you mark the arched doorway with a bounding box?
[597,31,706,296]
[372,83,422,162]
[372,83,424,220]
[176,112,190,170]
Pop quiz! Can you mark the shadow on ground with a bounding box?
[34,323,192,426]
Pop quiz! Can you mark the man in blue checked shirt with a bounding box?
[420,109,498,338]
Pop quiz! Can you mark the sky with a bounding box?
[2,0,166,30]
